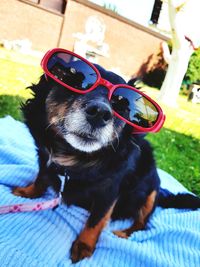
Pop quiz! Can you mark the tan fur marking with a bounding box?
[47,103,67,123]
[13,183,44,198]
[50,116,57,125]
[46,93,68,128]
[52,155,78,167]
[51,152,100,168]
[71,201,116,262]
[114,190,157,238]
[71,99,82,110]
[57,104,67,118]
[79,201,116,244]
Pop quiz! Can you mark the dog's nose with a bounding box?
[85,102,112,127]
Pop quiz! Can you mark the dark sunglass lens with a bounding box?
[111,87,159,128]
[47,52,97,90]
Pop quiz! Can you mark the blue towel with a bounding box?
[0,116,199,267]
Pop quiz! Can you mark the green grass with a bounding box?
[141,85,200,195]
[0,48,199,195]
[147,129,200,195]
[0,47,42,120]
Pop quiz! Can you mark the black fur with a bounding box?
[158,189,200,209]
[21,67,159,222]
[21,65,200,220]
[18,63,199,261]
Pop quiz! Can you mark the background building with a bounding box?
[0,0,169,78]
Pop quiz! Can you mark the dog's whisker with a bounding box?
[109,141,117,152]
[45,116,66,130]
[113,128,119,149]
[130,138,141,152]
[45,121,55,130]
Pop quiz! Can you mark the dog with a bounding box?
[13,57,200,263]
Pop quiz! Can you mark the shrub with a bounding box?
[138,47,167,89]
[0,95,24,120]
[140,45,200,90]
[184,48,200,84]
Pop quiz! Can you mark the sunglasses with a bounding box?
[41,48,165,134]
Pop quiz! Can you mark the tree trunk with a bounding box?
[157,0,195,107]
[158,44,193,106]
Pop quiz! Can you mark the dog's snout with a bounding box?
[85,102,112,127]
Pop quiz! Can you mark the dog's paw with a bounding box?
[12,185,40,198]
[113,230,129,239]
[70,239,94,263]
[13,187,30,197]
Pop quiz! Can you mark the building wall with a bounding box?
[0,0,169,78]
[0,0,63,51]
[61,0,168,77]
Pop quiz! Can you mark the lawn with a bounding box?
[0,48,199,195]
[142,85,200,195]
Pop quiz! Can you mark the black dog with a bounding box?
[13,64,200,263]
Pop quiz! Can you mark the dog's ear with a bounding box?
[127,77,142,90]
[127,78,137,87]
[27,74,51,95]
[21,74,52,142]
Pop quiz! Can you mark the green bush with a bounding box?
[142,47,200,90]
[184,48,200,84]
[143,68,166,88]
[0,94,24,120]
[141,47,167,89]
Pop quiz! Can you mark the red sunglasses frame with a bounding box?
[41,48,165,134]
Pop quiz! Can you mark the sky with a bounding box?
[90,0,200,46]
[90,0,155,26]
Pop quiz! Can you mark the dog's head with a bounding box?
[45,65,130,153]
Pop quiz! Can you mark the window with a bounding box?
[150,0,163,25]
[27,0,66,14]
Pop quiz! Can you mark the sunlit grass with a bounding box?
[0,48,42,120]
[0,48,199,195]
[147,129,200,195]
[0,48,42,97]
[142,85,200,195]
[142,85,200,139]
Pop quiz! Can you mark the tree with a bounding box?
[185,49,200,84]
[158,0,200,106]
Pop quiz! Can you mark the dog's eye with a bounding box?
[111,95,131,120]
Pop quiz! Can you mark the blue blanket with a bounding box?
[0,116,199,267]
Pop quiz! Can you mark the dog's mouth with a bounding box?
[71,131,98,142]
[59,107,117,153]
[64,130,103,153]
